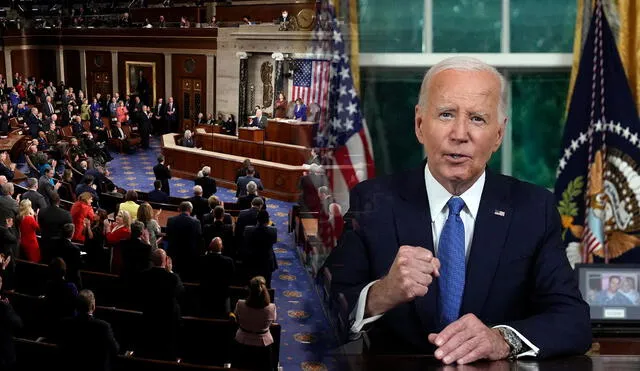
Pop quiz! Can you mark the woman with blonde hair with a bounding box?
[70,192,94,242]
[136,202,162,250]
[80,98,90,121]
[233,276,277,370]
[18,199,40,262]
[105,209,132,273]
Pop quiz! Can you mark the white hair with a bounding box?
[246,181,257,194]
[202,166,211,176]
[417,56,507,124]
[193,185,203,195]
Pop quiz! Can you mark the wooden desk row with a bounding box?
[161,134,305,202]
[194,130,310,166]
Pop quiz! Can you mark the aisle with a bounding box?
[106,137,339,371]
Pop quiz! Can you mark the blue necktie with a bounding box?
[438,197,466,326]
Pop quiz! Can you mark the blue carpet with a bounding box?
[105,137,339,371]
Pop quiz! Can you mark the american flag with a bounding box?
[313,1,375,212]
[290,59,330,123]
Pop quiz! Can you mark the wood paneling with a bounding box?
[0,52,5,80]
[118,52,165,103]
[2,29,217,51]
[63,50,81,88]
[10,49,57,82]
[172,54,207,128]
[215,2,315,24]
[85,51,113,98]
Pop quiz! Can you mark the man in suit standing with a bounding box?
[56,290,119,371]
[234,197,263,263]
[38,193,72,263]
[188,185,210,222]
[0,152,15,182]
[21,177,47,212]
[251,108,268,129]
[166,201,202,280]
[52,223,82,287]
[139,105,152,149]
[243,210,277,288]
[148,180,169,204]
[203,206,235,258]
[137,249,184,361]
[153,155,172,196]
[196,237,235,317]
[26,107,43,137]
[194,166,217,198]
[324,57,591,361]
[165,96,177,133]
[43,95,56,118]
[236,167,263,198]
[38,167,61,206]
[152,98,166,135]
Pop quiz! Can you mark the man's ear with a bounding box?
[415,105,425,144]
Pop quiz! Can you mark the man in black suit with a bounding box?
[194,166,217,198]
[52,223,82,287]
[236,167,263,198]
[202,196,233,226]
[139,105,152,149]
[0,104,10,135]
[188,185,209,222]
[197,237,235,317]
[21,177,47,212]
[243,210,277,288]
[137,249,184,361]
[56,289,119,371]
[90,110,107,143]
[39,167,62,206]
[148,180,169,204]
[152,98,166,135]
[153,155,172,196]
[0,183,18,230]
[42,95,55,118]
[0,151,15,182]
[166,201,202,280]
[111,121,133,153]
[165,96,178,133]
[0,275,22,371]
[38,193,73,263]
[203,206,235,258]
[234,197,263,258]
[26,107,43,137]
[251,108,268,129]
[237,181,266,210]
[120,221,153,284]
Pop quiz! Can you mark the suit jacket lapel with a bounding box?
[392,160,439,332]
[460,170,512,317]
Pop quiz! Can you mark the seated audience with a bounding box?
[18,199,40,262]
[233,276,277,371]
[56,290,119,371]
[181,129,195,148]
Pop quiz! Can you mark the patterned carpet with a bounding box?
[105,137,340,371]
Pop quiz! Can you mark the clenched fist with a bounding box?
[366,245,440,317]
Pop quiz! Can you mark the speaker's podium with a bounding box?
[238,127,265,142]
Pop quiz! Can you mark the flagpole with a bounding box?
[348,0,360,94]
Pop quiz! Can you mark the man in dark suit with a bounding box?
[243,210,277,288]
[42,95,55,118]
[251,108,268,129]
[21,177,47,212]
[237,181,266,211]
[152,98,166,135]
[0,103,10,136]
[0,275,22,371]
[90,110,107,143]
[137,249,184,361]
[0,151,15,182]
[56,290,119,371]
[203,206,235,258]
[148,180,169,204]
[234,197,263,258]
[235,167,263,198]
[153,155,172,196]
[165,96,177,133]
[166,201,202,280]
[26,107,43,137]
[139,105,152,149]
[202,197,233,226]
[323,57,591,361]
[38,193,73,263]
[52,223,82,287]
[0,183,18,229]
[39,167,61,206]
[196,237,235,317]
[120,221,153,284]
[188,185,210,222]
[194,166,217,198]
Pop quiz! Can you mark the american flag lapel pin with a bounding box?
[494,210,506,217]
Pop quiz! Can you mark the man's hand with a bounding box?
[428,314,510,365]
[365,245,440,317]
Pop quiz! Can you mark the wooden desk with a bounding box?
[265,119,317,147]
[195,124,222,134]
[238,127,264,142]
[161,134,304,202]
[195,131,310,166]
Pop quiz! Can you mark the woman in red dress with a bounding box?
[70,192,95,242]
[106,210,132,273]
[19,199,40,262]
[274,92,287,118]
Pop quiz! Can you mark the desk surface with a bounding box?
[301,218,318,237]
[339,355,637,371]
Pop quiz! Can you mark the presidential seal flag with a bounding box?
[555,0,640,265]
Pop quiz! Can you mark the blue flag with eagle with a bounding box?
[554,1,640,264]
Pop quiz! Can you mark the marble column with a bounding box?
[164,53,172,101]
[56,47,65,86]
[206,54,215,115]
[236,52,249,127]
[111,51,118,94]
[4,49,12,87]
[271,52,285,110]
[79,50,87,93]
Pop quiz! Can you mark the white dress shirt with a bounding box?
[349,163,539,358]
